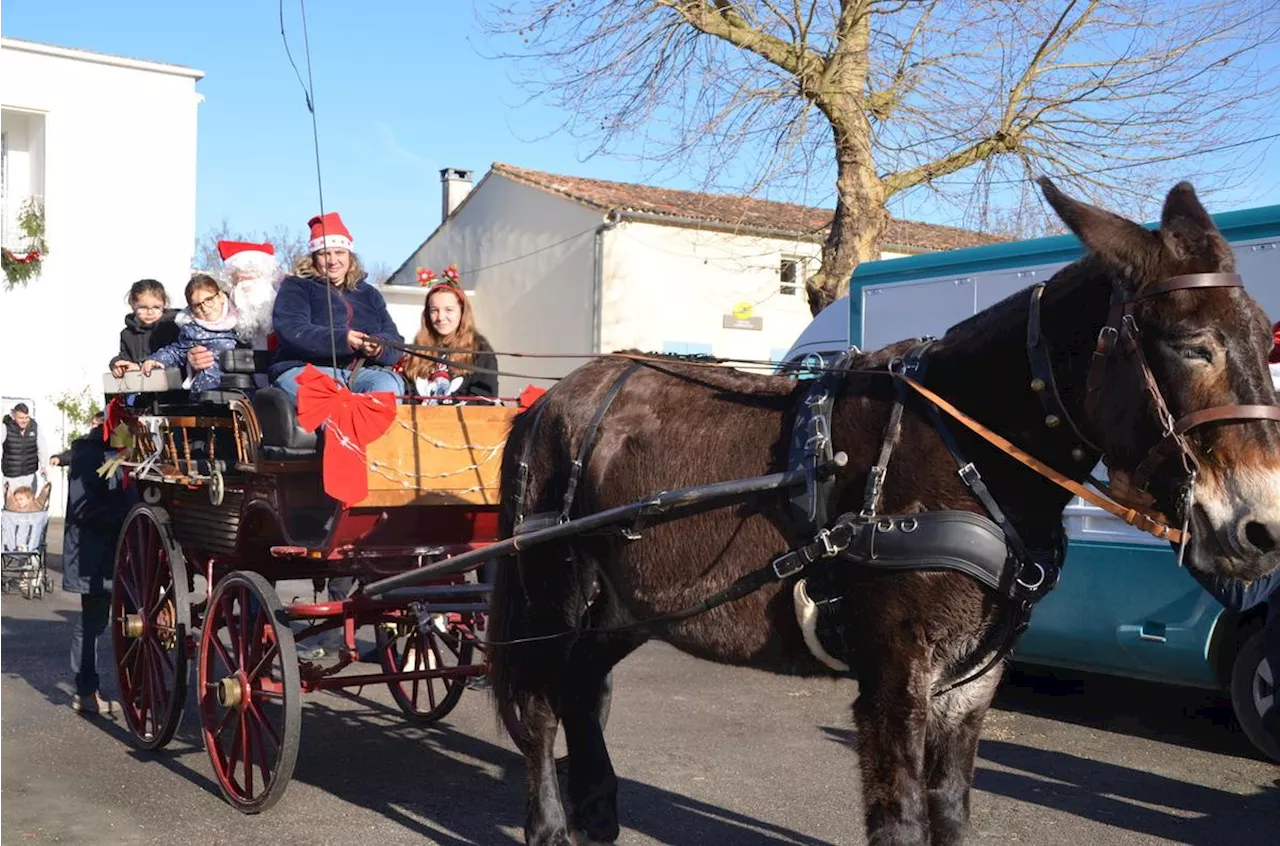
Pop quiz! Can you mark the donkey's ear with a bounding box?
[1159,182,1232,268]
[1038,177,1160,286]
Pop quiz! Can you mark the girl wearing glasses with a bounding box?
[109,279,181,378]
[142,274,241,396]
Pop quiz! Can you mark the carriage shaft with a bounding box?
[361,468,807,597]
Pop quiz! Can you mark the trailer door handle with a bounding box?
[1139,621,1167,643]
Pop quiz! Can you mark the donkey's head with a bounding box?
[1041,179,1280,580]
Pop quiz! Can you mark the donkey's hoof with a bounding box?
[572,832,616,846]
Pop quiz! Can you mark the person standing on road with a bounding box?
[2,402,50,492]
[60,420,132,715]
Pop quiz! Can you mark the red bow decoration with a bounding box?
[103,396,128,443]
[518,384,547,409]
[1270,322,1280,364]
[295,364,397,506]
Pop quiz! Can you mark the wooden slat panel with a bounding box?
[358,405,519,507]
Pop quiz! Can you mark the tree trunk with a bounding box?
[807,122,887,315]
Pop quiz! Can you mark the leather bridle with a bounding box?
[1019,271,1280,544]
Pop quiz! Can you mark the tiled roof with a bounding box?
[491,163,1002,251]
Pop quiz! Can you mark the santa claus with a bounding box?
[217,240,282,351]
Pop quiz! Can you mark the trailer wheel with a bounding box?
[375,611,473,723]
[500,672,613,772]
[1229,629,1280,763]
[111,505,191,750]
[199,571,301,813]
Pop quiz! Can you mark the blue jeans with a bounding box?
[273,365,405,404]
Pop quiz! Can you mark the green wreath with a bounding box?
[2,198,47,290]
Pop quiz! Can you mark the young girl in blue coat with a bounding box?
[143,274,240,396]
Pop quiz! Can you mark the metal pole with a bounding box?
[361,469,808,598]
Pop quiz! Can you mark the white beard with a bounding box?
[231,276,278,348]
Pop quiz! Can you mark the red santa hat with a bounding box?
[308,212,353,253]
[218,240,276,270]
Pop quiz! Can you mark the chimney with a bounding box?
[441,168,473,221]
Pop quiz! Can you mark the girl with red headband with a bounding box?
[402,275,497,400]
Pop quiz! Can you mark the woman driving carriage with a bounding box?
[267,212,405,403]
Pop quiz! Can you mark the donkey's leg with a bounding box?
[521,688,574,846]
[923,667,1002,846]
[563,637,645,844]
[855,654,933,846]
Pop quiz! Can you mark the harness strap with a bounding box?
[512,400,550,528]
[788,350,852,536]
[861,379,907,518]
[1026,284,1102,456]
[560,362,641,523]
[893,373,1186,544]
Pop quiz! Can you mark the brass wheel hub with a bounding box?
[216,676,245,709]
[122,614,144,639]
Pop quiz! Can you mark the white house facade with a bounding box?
[385,164,1000,396]
[1,38,203,514]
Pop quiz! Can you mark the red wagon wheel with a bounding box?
[375,610,475,723]
[199,571,301,813]
[111,505,191,750]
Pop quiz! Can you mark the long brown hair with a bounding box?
[403,284,477,381]
[293,250,366,291]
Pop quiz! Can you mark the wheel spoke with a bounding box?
[245,641,280,684]
[213,699,237,738]
[226,716,243,786]
[210,628,236,674]
[117,558,143,612]
[146,582,173,621]
[241,709,254,798]
[423,635,439,710]
[247,697,283,748]
[238,590,250,672]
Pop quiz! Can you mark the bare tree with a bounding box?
[481,1,1280,312]
[194,219,310,276]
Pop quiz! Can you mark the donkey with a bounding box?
[489,180,1280,846]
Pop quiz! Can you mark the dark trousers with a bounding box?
[71,592,110,696]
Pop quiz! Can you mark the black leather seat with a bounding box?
[252,386,317,458]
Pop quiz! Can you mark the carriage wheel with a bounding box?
[111,505,191,749]
[375,611,475,723]
[199,571,301,813]
[500,673,614,771]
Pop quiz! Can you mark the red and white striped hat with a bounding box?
[307,212,353,253]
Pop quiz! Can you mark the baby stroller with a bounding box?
[2,474,54,599]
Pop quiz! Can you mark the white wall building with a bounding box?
[383,164,1000,395]
[1,38,203,514]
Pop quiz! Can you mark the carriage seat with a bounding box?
[252,386,317,459]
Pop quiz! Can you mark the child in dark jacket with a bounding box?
[143,274,241,396]
[110,279,181,377]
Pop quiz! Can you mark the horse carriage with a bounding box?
[106,180,1280,845]
[105,352,530,812]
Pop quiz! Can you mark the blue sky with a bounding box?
[5,0,1280,270]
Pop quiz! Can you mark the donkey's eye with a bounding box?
[1174,342,1214,363]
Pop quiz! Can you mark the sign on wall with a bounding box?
[724,301,763,330]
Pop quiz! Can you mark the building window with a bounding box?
[780,257,801,295]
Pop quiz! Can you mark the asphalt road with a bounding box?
[2,526,1277,845]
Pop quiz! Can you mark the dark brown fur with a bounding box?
[489,182,1280,846]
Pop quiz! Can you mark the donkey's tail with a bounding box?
[487,397,540,720]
